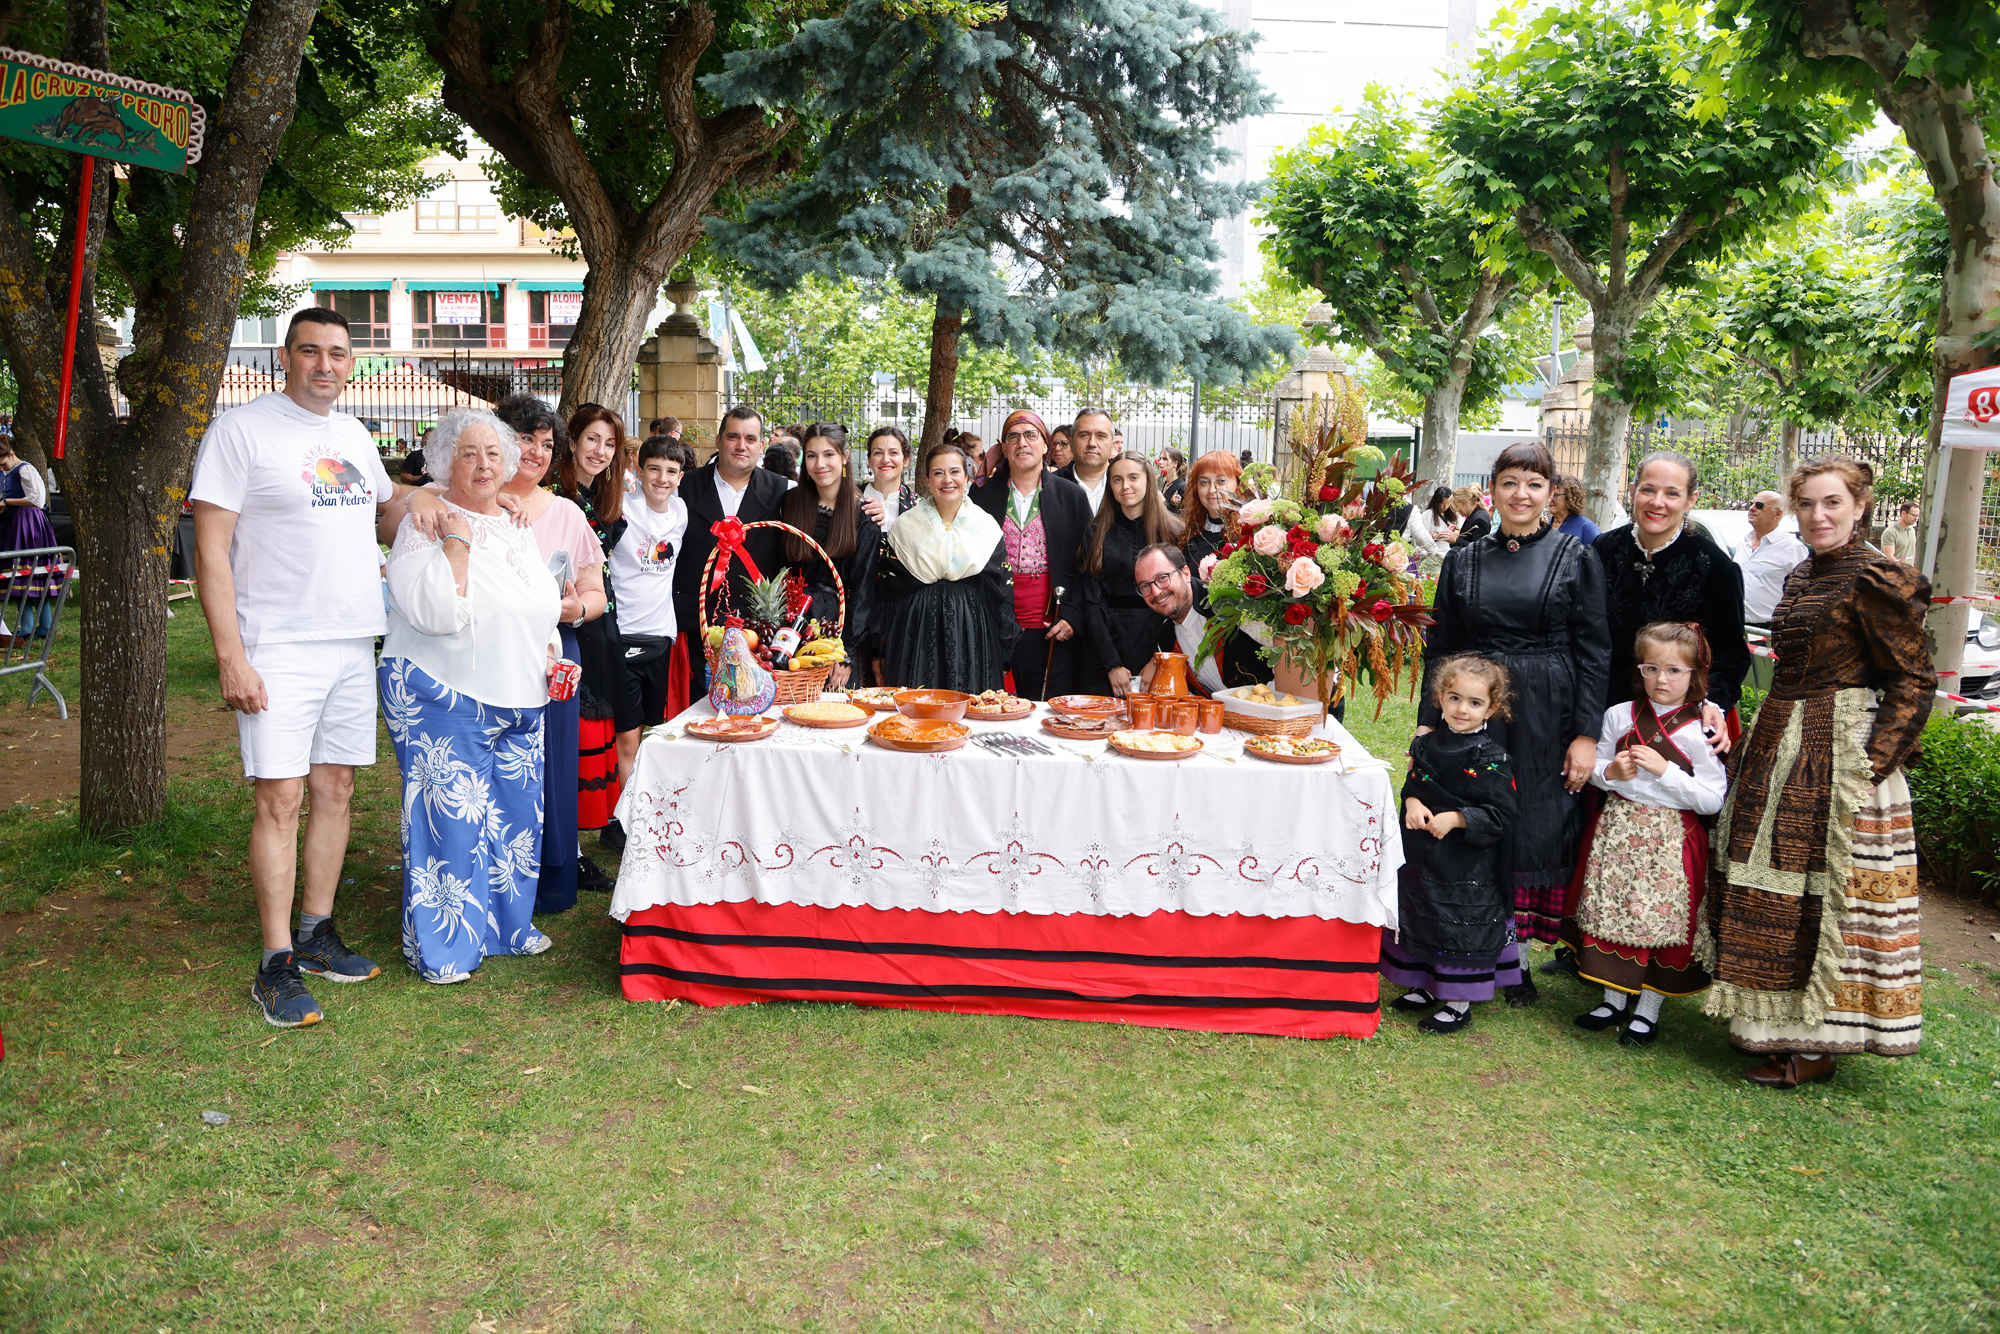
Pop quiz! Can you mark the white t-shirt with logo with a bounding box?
[610,493,688,638]
[189,392,392,647]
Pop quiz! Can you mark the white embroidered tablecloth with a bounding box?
[610,700,1403,926]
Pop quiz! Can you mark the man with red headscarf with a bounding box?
[971,409,1093,698]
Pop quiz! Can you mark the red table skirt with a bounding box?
[619,900,1382,1039]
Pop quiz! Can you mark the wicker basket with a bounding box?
[700,518,846,705]
[1221,708,1317,738]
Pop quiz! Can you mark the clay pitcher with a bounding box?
[1149,651,1190,697]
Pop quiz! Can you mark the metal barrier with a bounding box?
[2,545,74,718]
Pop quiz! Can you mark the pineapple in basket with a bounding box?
[741,568,791,669]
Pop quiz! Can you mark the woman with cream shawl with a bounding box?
[874,437,1019,691]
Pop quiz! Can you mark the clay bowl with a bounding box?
[894,689,972,722]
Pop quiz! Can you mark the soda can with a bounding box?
[549,657,582,701]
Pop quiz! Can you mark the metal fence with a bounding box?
[743,376,1284,464]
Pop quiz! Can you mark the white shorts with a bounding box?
[235,637,380,779]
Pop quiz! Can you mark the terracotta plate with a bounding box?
[1243,741,1342,765]
[685,716,779,743]
[1047,694,1122,715]
[867,719,971,753]
[1041,716,1124,740]
[1108,731,1204,761]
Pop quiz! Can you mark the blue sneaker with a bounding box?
[293,918,381,983]
[251,952,324,1028]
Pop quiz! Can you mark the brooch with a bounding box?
[1505,538,1520,552]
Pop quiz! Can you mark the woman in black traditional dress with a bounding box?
[780,423,879,689]
[1591,452,1751,724]
[874,438,1017,692]
[1419,441,1611,1004]
[556,405,637,843]
[1077,452,1182,697]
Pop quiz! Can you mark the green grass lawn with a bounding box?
[1,616,1996,1332]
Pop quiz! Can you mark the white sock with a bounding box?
[1444,999,1469,1015]
[1795,1053,1822,1061]
[1634,990,1664,1024]
[1586,988,1623,1018]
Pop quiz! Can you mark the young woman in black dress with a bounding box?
[1076,452,1182,698]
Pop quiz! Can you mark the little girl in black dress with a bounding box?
[1381,655,1520,1034]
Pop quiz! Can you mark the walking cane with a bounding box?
[1042,584,1064,696]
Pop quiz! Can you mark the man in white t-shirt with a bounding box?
[1732,490,1808,626]
[191,307,442,1029]
[613,435,693,729]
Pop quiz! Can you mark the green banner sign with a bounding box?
[0,47,205,175]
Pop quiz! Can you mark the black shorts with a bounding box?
[621,634,676,727]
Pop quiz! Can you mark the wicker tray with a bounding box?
[700,519,845,706]
[1221,708,1316,737]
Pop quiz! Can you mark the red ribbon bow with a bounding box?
[709,517,764,591]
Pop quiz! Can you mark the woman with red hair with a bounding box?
[1180,450,1242,575]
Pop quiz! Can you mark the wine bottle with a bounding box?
[770,605,809,670]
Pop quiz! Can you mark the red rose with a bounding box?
[1242,573,1269,597]
[1289,539,1318,560]
[1362,542,1385,563]
[1370,600,1394,622]
[1284,603,1311,625]
[1319,484,1339,502]
[1287,524,1310,545]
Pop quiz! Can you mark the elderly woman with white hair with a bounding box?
[380,407,564,984]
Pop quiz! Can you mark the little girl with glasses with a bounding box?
[1559,621,1728,1046]
[1381,654,1520,1035]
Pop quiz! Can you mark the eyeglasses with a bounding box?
[1638,664,1691,679]
[1002,430,1041,444]
[1135,571,1184,597]
[1749,501,1770,511]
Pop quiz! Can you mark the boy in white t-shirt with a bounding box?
[611,435,695,730]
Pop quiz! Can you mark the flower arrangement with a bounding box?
[1195,408,1434,717]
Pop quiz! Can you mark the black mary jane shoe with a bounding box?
[1390,988,1439,1014]
[1573,996,1631,1033]
[577,856,616,892]
[1539,946,1581,978]
[1618,1015,1661,1048]
[1503,979,1539,1009]
[1417,1005,1472,1035]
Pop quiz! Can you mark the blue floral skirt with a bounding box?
[380,657,549,983]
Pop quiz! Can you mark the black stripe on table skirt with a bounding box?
[620,962,1380,1012]
[621,922,1379,973]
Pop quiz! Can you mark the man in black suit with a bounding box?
[971,410,1093,698]
[1053,406,1116,515]
[1132,543,1272,694]
[672,404,790,694]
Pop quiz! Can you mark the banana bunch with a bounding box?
[790,637,847,670]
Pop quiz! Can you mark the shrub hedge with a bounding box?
[1906,709,2000,902]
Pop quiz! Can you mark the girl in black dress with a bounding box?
[780,423,880,691]
[1421,441,1611,1004]
[1180,450,1243,574]
[1384,655,1520,1034]
[1077,452,1183,697]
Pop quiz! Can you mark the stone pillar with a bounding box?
[1271,347,1352,481]
[1539,308,1595,433]
[636,278,725,458]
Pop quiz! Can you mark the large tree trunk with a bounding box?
[1416,378,1466,495]
[1581,307,1644,526]
[920,297,963,457]
[0,0,319,836]
[557,251,668,420]
[1778,417,1801,484]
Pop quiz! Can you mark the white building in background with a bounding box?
[240,147,631,364]
[1215,0,1484,299]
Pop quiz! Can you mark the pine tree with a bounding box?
[705,0,1294,451]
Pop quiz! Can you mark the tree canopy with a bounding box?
[1262,86,1537,490]
[1439,1,1849,519]
[704,0,1293,450]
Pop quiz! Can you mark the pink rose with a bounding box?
[1238,498,1273,526]
[1198,554,1219,582]
[1343,501,1366,520]
[1314,514,1346,544]
[1252,525,1288,557]
[1284,556,1326,597]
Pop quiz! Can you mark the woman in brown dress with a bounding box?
[1696,457,1933,1088]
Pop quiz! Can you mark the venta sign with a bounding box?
[0,47,205,174]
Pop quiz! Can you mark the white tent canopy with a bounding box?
[1940,366,2000,450]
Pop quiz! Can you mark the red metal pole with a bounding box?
[52,154,94,461]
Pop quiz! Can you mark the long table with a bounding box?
[609,699,1403,1038]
